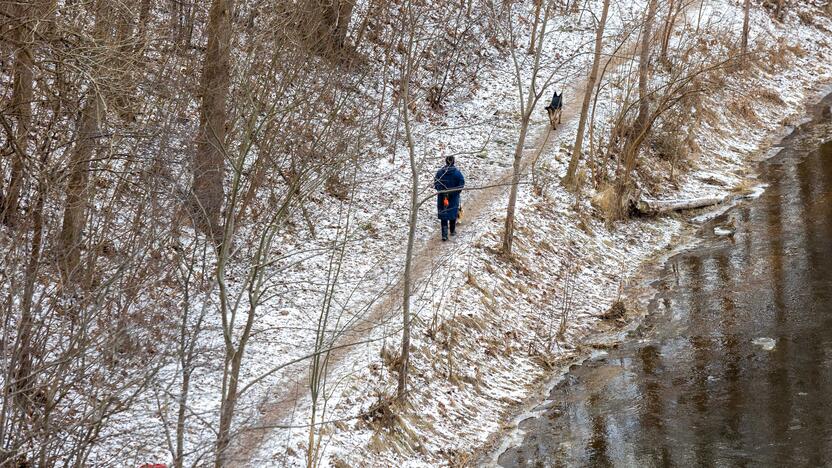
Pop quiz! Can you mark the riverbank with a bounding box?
[493,82,832,467]
[482,79,832,467]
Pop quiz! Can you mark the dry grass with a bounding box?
[591,183,617,216]
[797,10,814,26]
[731,178,758,196]
[600,300,627,320]
[728,96,760,123]
[380,344,401,374]
[758,39,807,73]
[754,87,786,106]
[785,42,807,58]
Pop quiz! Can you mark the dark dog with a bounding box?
[544,91,563,130]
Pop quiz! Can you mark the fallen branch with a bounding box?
[636,195,728,215]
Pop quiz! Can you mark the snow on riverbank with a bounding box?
[94,0,832,466]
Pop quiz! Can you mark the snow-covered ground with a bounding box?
[89,0,832,466]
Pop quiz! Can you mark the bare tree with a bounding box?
[500,0,555,256]
[397,0,425,401]
[660,0,687,65]
[608,0,658,220]
[564,0,611,190]
[528,0,543,54]
[741,0,751,57]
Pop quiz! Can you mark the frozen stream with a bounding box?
[497,92,832,467]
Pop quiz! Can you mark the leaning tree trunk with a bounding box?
[610,0,657,221]
[564,0,610,189]
[192,0,234,242]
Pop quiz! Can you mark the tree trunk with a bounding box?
[2,1,36,225]
[308,0,355,52]
[660,0,679,65]
[610,0,657,220]
[215,346,245,467]
[634,0,656,144]
[637,195,728,215]
[137,0,153,46]
[59,93,104,282]
[502,2,549,256]
[398,145,417,400]
[741,0,751,56]
[502,115,531,255]
[11,147,49,417]
[564,0,610,189]
[192,0,234,241]
[333,0,355,48]
[528,0,542,54]
[397,19,418,401]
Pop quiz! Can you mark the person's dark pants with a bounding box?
[441,219,456,239]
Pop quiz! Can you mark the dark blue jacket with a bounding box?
[434,164,465,220]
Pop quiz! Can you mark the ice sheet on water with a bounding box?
[714,227,734,236]
[752,337,776,351]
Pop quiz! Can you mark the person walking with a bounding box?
[434,156,465,241]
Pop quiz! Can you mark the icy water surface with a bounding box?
[498,95,832,467]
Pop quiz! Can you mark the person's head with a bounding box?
[445,155,455,166]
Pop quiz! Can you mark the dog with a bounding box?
[544,91,563,130]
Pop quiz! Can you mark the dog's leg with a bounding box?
[546,109,555,129]
[558,109,562,124]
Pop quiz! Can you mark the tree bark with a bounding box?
[2,1,36,225]
[308,0,355,52]
[59,92,104,283]
[192,0,234,241]
[564,0,610,189]
[637,195,728,215]
[333,0,355,48]
[634,0,657,145]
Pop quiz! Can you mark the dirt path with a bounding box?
[229,46,632,466]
